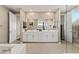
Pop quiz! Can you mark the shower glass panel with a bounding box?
[72,11,79,44]
[67,5,79,53]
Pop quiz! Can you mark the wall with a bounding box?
[16,14,20,39]
[67,11,72,42]
[64,11,72,43]
[0,6,9,43]
[64,14,67,41]
[20,9,26,41]
[55,9,61,42]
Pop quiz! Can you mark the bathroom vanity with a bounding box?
[20,10,60,43]
[22,30,58,42]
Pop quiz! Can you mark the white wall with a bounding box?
[67,11,72,42]
[64,14,67,41]
[55,9,61,42]
[0,6,9,43]
[64,11,72,43]
[20,9,26,41]
[16,14,20,39]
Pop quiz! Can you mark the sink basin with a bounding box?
[27,30,39,32]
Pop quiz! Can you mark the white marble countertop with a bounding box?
[24,30,58,32]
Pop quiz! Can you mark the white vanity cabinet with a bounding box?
[22,30,39,42]
[22,30,58,42]
[22,32,34,42]
[38,32,44,42]
[27,32,34,42]
[48,31,58,42]
[42,31,48,42]
[48,32,54,42]
[22,32,28,42]
[33,32,39,42]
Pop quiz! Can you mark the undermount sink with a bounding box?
[27,30,39,32]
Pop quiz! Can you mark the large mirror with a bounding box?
[25,12,57,31]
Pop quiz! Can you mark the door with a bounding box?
[9,12,16,43]
[60,15,64,40]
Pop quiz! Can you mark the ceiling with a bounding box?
[4,5,77,13]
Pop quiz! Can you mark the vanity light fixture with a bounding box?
[29,9,35,15]
[46,9,51,15]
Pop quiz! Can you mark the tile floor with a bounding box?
[12,40,79,54]
[26,42,79,54]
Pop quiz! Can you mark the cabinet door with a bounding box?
[48,31,58,42]
[22,33,28,42]
[38,32,44,42]
[43,32,48,42]
[9,12,16,43]
[33,32,39,42]
[48,32,54,42]
[53,31,58,42]
[27,32,34,42]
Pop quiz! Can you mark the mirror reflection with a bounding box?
[23,12,57,31]
[72,11,79,44]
